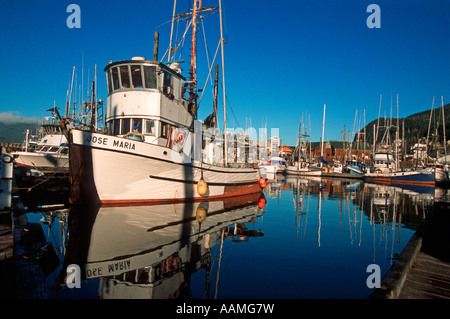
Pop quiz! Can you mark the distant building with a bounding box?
[308,141,372,164]
[279,145,293,157]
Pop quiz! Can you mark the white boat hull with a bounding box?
[13,151,69,170]
[285,166,322,177]
[69,129,262,205]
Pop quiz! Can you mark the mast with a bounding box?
[374,94,381,153]
[363,109,366,164]
[297,118,302,169]
[168,0,177,62]
[426,96,435,164]
[309,113,312,163]
[395,94,399,170]
[219,0,227,166]
[66,66,75,119]
[188,0,200,116]
[212,64,219,128]
[442,96,447,156]
[320,104,326,167]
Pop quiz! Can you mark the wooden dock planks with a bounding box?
[371,202,450,299]
[399,252,450,299]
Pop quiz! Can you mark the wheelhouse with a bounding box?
[103,57,192,146]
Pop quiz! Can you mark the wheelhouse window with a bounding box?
[106,69,113,93]
[121,118,131,134]
[162,72,172,95]
[144,120,156,136]
[132,118,142,133]
[113,119,120,136]
[161,123,170,138]
[144,66,157,89]
[111,67,120,91]
[120,65,131,89]
[131,65,143,88]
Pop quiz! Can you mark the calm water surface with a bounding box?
[27,176,443,299]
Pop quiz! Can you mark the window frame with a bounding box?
[111,67,120,91]
[144,119,156,136]
[119,65,131,89]
[130,65,144,88]
[143,65,157,89]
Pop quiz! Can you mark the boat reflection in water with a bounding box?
[55,192,265,299]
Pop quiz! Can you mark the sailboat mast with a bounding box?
[321,104,326,167]
[442,96,447,156]
[426,96,435,163]
[297,118,301,169]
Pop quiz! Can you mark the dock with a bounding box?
[370,202,450,299]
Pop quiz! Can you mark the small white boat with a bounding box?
[267,156,287,174]
[12,122,69,174]
[285,163,322,177]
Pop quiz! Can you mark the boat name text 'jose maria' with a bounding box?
[84,134,136,151]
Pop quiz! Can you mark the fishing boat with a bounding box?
[12,119,69,174]
[364,169,438,187]
[66,1,264,205]
[364,151,444,187]
[345,159,365,175]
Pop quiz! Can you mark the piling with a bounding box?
[0,153,14,210]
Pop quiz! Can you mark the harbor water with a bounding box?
[23,176,444,299]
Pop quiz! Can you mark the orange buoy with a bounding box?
[259,178,267,188]
[258,197,266,208]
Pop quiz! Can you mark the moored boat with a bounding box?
[12,120,69,174]
[364,169,437,187]
[66,1,263,205]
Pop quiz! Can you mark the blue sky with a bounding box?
[1,0,449,146]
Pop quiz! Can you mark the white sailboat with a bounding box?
[66,1,264,205]
[286,107,325,177]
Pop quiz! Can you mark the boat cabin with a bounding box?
[104,57,193,146]
[373,152,396,173]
